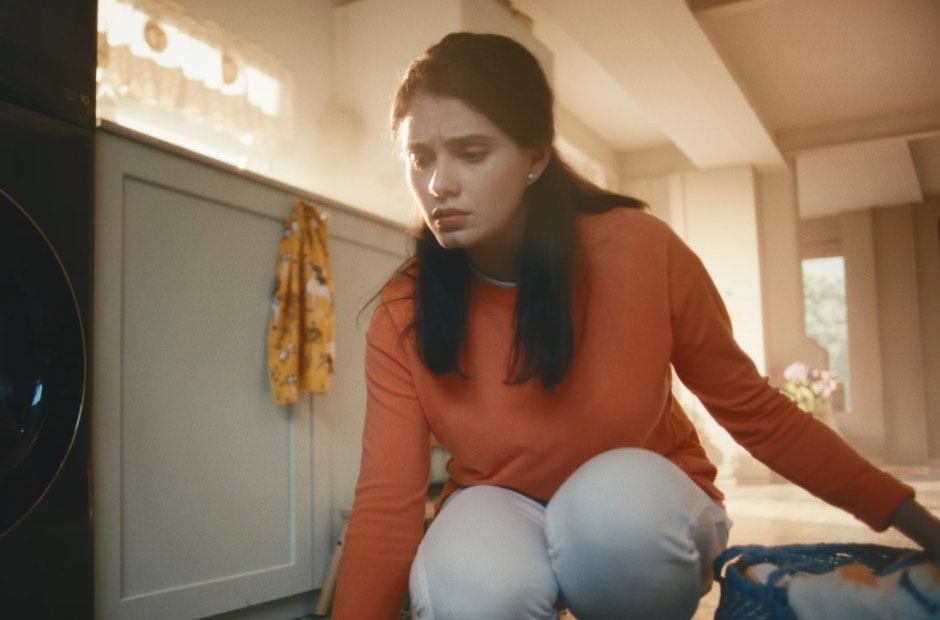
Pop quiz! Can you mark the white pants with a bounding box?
[409,448,731,620]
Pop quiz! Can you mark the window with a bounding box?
[801,256,851,410]
[96,0,293,170]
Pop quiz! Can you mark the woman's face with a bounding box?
[399,93,547,280]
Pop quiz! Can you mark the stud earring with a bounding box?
[527,173,535,184]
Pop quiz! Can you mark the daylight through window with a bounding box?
[96,0,294,169]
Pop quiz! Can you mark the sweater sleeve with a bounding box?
[331,300,431,619]
[665,230,913,531]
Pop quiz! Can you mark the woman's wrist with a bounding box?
[889,497,940,558]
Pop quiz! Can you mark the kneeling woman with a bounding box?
[331,32,940,620]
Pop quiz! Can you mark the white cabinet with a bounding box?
[93,130,407,619]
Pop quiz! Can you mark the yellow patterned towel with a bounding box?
[267,201,335,404]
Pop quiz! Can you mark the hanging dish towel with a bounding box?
[267,200,335,404]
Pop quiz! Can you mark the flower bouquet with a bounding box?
[780,361,841,416]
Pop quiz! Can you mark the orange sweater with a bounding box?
[331,208,913,619]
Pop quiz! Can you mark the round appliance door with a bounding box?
[0,188,86,537]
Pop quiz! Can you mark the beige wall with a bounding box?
[834,211,887,458]
[555,105,622,188]
[756,170,806,381]
[872,205,929,463]
[915,197,940,458]
[171,0,338,198]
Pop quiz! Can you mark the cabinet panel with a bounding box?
[95,132,318,620]
[120,180,296,596]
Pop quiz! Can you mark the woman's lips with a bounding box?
[431,207,469,231]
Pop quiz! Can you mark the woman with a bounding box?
[331,32,940,619]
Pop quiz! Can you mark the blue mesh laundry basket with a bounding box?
[712,543,923,619]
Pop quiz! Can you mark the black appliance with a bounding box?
[0,1,97,617]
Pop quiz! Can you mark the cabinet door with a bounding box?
[94,132,326,620]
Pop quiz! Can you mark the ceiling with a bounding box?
[511,0,940,218]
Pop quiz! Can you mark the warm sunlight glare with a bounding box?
[96,0,289,169]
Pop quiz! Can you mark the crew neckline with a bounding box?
[468,264,518,289]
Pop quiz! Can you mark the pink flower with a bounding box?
[780,361,841,414]
[784,362,810,382]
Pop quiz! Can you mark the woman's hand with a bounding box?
[889,497,940,558]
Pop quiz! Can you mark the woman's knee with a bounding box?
[410,486,558,619]
[543,449,725,618]
[410,552,557,620]
[548,448,693,528]
[546,449,693,563]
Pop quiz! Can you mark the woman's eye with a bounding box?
[409,153,432,170]
[461,150,487,163]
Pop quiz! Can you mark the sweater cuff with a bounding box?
[857,472,916,532]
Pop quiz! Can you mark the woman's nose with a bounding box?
[428,162,459,199]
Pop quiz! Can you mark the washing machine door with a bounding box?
[0,188,86,537]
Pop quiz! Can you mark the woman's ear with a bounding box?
[526,144,552,185]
